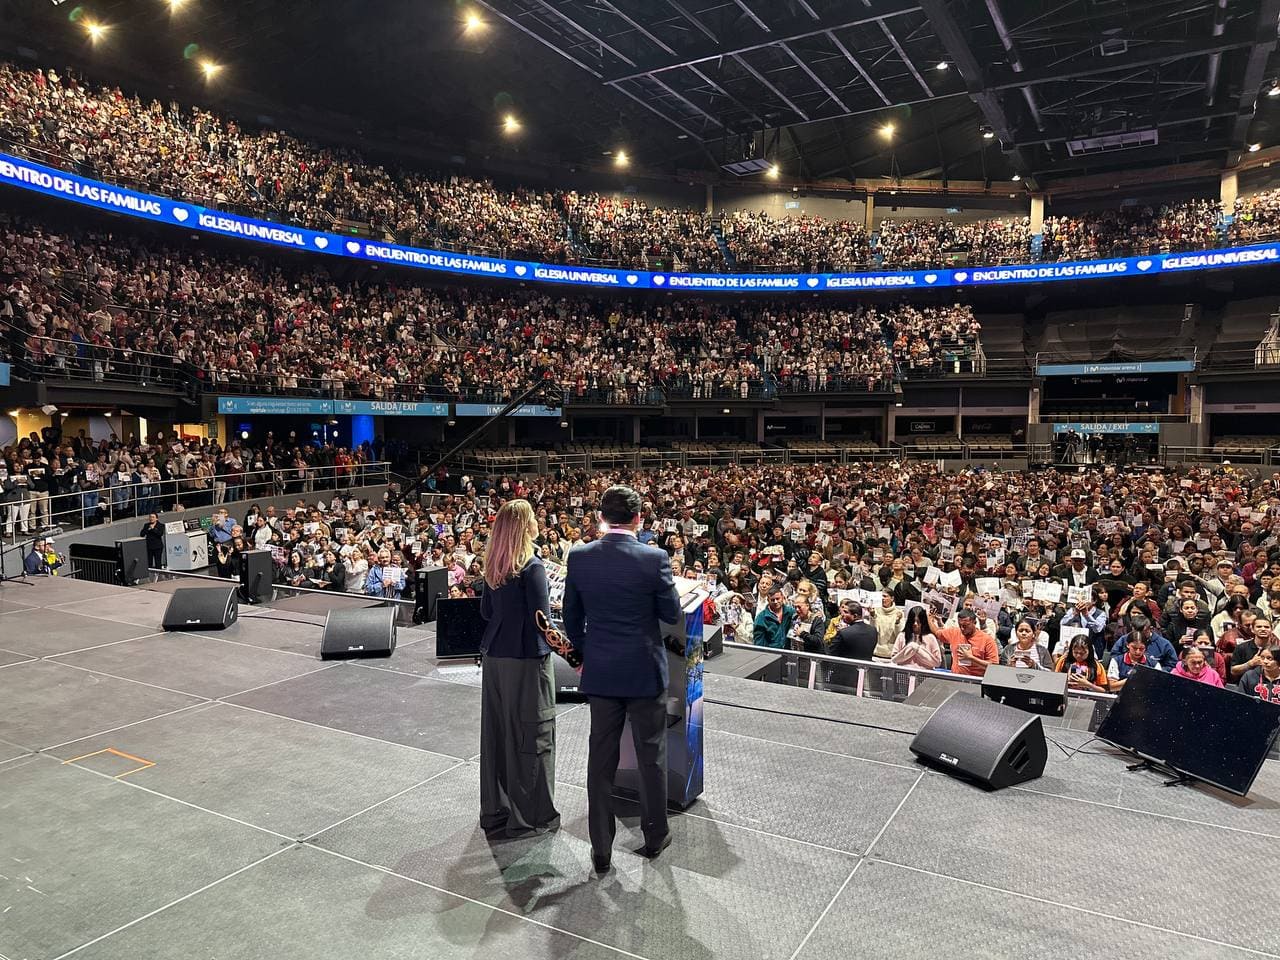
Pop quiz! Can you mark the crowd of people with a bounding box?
[1,213,983,400]
[8,62,1280,277]
[1,424,391,536]
[121,458,1279,704]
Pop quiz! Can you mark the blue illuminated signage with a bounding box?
[5,151,1280,293]
[1037,360,1196,376]
[1051,422,1161,434]
[455,403,563,418]
[217,396,335,416]
[334,399,449,417]
[0,361,9,387]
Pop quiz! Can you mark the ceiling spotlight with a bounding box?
[766,163,780,179]
[1269,80,1280,97]
[83,20,107,41]
[464,11,486,31]
[936,61,949,71]
[982,126,995,140]
[880,123,895,139]
[614,150,629,167]
[200,60,222,79]
[1011,173,1021,181]
[1249,142,1262,152]
[167,0,187,8]
[502,113,520,134]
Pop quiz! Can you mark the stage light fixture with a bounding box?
[1011,173,1021,181]
[982,126,995,140]
[1249,142,1262,152]
[936,61,949,71]
[614,150,629,167]
[880,123,895,139]
[83,19,107,41]
[200,60,222,79]
[464,11,486,31]
[168,0,187,9]
[502,114,520,134]
[766,163,779,179]
[1269,80,1280,97]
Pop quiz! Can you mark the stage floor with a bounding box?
[1,577,1277,960]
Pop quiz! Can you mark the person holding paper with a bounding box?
[869,592,904,659]
[1054,635,1110,692]
[929,608,999,677]
[364,547,405,599]
[1002,618,1053,670]
[1059,586,1109,658]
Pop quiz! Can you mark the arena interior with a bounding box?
[3,1,1280,957]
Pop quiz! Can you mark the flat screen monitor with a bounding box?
[435,597,484,660]
[1097,666,1280,796]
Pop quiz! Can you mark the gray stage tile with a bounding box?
[0,596,37,614]
[51,631,334,700]
[226,663,482,758]
[47,702,462,839]
[0,646,35,667]
[201,611,328,656]
[0,755,287,960]
[0,660,202,750]
[1021,743,1280,838]
[0,606,162,658]
[72,843,620,960]
[551,708,921,855]
[315,763,856,960]
[796,858,1262,960]
[6,576,133,604]
[871,771,1280,954]
[48,589,177,628]
[0,737,30,763]
[268,592,383,614]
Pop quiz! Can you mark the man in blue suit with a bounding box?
[563,485,682,874]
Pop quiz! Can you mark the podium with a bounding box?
[167,529,208,572]
[615,586,707,810]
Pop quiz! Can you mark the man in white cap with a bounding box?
[1057,548,1096,590]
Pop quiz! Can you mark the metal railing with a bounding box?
[2,461,391,544]
[716,640,1117,721]
[1159,444,1279,466]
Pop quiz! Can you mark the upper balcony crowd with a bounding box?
[0,214,979,402]
[4,64,1280,275]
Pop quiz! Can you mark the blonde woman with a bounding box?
[478,499,561,838]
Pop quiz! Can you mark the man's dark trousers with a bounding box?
[587,693,668,856]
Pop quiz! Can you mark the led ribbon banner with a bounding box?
[4,152,1280,293]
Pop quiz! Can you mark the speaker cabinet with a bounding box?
[162,586,239,631]
[321,607,397,660]
[909,692,1047,789]
[238,549,273,604]
[981,664,1068,717]
[552,653,585,703]
[115,537,149,586]
[413,565,448,623]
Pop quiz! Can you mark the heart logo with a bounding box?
[806,277,819,287]
[345,241,361,254]
[514,265,527,276]
[1137,259,1152,271]
[313,236,328,249]
[172,207,189,222]
[653,275,666,286]
[925,273,937,284]
[954,271,968,282]
[626,274,638,285]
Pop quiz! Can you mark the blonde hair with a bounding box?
[484,499,536,590]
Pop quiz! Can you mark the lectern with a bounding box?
[615,585,707,810]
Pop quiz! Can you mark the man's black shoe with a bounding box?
[592,854,612,874]
[634,833,672,859]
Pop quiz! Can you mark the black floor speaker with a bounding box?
[321,606,397,660]
[162,586,239,631]
[909,691,1047,789]
[552,653,585,702]
[238,549,273,604]
[116,536,149,586]
[981,664,1068,717]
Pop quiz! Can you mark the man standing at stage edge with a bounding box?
[563,485,682,875]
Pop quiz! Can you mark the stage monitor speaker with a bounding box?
[238,549,273,604]
[162,586,239,631]
[115,537,149,585]
[553,653,585,703]
[981,664,1068,717]
[413,566,448,623]
[909,692,1047,789]
[321,606,397,660]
